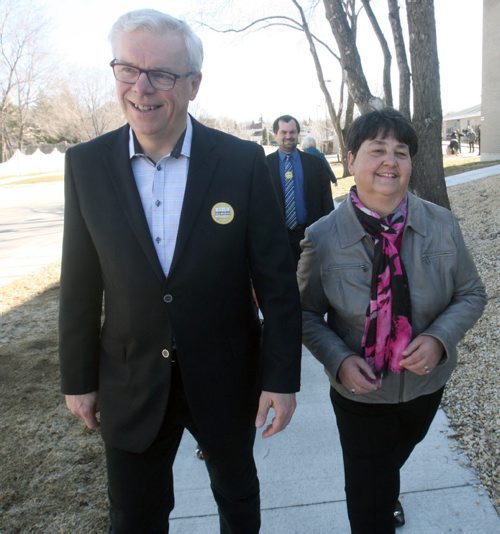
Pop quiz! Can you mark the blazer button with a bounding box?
[161,349,170,358]
[163,294,173,303]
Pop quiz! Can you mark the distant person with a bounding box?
[58,9,302,533]
[467,127,477,152]
[447,132,459,155]
[267,115,334,267]
[455,129,462,153]
[301,135,338,185]
[299,108,486,533]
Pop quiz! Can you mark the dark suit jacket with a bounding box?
[59,118,301,453]
[266,149,334,228]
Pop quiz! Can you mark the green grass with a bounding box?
[330,156,500,180]
[442,159,500,177]
[0,173,63,185]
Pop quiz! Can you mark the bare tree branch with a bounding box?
[201,14,341,61]
[387,0,411,118]
[361,0,393,107]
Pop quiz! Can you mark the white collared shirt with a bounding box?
[129,116,192,277]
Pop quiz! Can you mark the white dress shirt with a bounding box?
[129,115,192,277]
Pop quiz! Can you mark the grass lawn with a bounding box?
[1,155,499,186]
[330,155,500,180]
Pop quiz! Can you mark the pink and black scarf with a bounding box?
[350,187,412,374]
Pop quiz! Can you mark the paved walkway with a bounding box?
[1,166,498,532]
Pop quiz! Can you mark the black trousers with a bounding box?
[330,386,444,534]
[288,226,306,269]
[105,363,260,533]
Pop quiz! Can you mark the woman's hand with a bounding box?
[399,335,444,375]
[338,355,381,395]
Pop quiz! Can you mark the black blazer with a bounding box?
[59,118,302,453]
[266,149,334,227]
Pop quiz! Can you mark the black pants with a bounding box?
[330,386,444,534]
[288,226,306,269]
[105,363,260,533]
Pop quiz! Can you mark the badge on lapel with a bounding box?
[211,202,235,225]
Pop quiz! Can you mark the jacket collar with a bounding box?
[337,190,428,249]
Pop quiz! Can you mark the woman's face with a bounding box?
[348,134,412,209]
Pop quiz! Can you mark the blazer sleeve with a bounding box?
[250,148,302,392]
[314,157,334,216]
[58,148,104,394]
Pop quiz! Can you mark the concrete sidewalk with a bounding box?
[169,349,499,533]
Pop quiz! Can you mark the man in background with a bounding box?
[267,115,334,267]
[59,9,301,533]
[301,134,338,186]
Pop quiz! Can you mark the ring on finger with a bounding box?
[350,388,356,394]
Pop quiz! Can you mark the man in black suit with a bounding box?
[267,115,334,267]
[59,9,301,533]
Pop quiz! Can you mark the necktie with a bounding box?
[284,155,297,229]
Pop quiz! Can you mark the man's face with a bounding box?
[275,120,299,153]
[113,30,202,147]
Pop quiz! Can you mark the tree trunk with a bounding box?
[323,0,383,113]
[361,0,393,107]
[387,0,411,119]
[406,0,450,208]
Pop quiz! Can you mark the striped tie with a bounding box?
[285,156,297,230]
[284,155,297,229]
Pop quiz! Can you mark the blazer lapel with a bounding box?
[103,125,166,283]
[167,118,219,279]
[269,151,285,211]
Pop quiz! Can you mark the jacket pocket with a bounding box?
[321,263,370,320]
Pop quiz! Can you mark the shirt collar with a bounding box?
[128,115,193,163]
[278,148,298,162]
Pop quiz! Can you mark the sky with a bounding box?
[39,0,483,123]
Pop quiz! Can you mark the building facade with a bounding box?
[481,0,500,160]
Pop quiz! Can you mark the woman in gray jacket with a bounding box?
[298,108,486,533]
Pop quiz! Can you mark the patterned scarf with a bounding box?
[350,187,412,375]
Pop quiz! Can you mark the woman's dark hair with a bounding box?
[346,108,419,158]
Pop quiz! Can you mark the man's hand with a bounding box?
[255,391,296,439]
[338,354,381,395]
[400,335,444,375]
[65,392,100,429]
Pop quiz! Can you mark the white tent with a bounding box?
[0,148,64,177]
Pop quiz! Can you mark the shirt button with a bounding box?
[161,349,170,358]
[157,165,162,171]
[155,200,161,207]
[163,294,173,303]
[155,237,161,243]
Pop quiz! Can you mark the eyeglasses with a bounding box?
[110,59,194,91]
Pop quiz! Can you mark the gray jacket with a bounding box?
[298,192,486,404]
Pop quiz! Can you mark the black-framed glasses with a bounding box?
[110,59,194,91]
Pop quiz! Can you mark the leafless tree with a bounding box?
[361,0,392,107]
[74,70,123,140]
[323,0,449,207]
[387,0,411,119]
[0,0,51,160]
[202,0,357,176]
[405,0,448,207]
